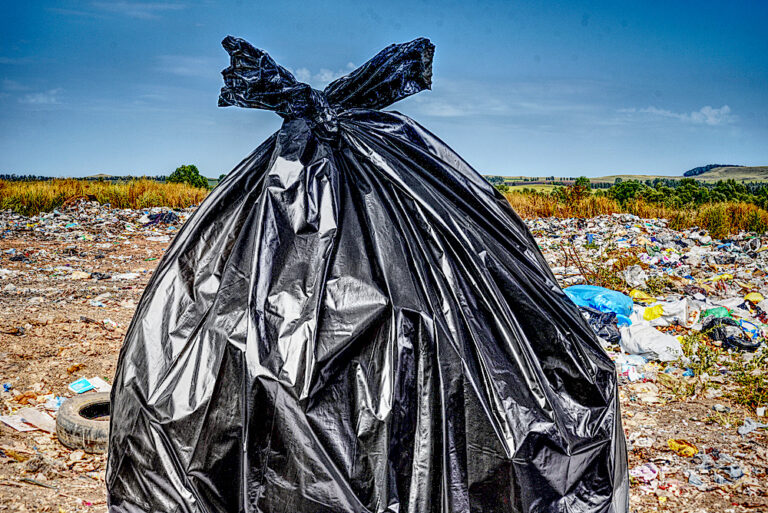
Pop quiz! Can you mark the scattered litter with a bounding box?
[68,377,95,394]
[111,272,140,281]
[89,376,112,393]
[687,470,705,488]
[0,415,38,432]
[630,462,659,483]
[43,396,65,412]
[144,212,180,225]
[668,438,698,457]
[737,417,768,436]
[17,407,55,433]
[623,265,648,288]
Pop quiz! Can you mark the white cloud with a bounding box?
[92,2,186,20]
[621,105,735,126]
[19,88,62,105]
[416,100,468,117]
[406,79,597,120]
[156,55,219,77]
[287,66,354,88]
[293,67,311,83]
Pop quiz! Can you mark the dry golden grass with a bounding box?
[0,179,209,216]
[3,179,766,238]
[504,191,768,238]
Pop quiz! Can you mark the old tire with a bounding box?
[56,392,110,454]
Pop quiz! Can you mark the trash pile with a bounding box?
[0,201,197,508]
[529,213,768,509]
[530,213,768,358]
[1,205,767,510]
[0,200,192,243]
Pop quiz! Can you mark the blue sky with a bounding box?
[1,0,766,178]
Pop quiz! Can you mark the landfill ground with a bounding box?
[1,203,767,512]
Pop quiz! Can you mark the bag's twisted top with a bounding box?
[218,36,434,136]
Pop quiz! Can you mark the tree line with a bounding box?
[501,176,768,210]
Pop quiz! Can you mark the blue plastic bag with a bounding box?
[564,285,634,318]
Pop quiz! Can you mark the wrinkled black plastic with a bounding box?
[580,307,622,344]
[703,316,761,351]
[107,37,628,512]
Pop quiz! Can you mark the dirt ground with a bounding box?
[0,211,766,512]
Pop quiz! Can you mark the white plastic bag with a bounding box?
[620,322,683,362]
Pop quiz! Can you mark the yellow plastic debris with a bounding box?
[667,438,698,457]
[643,304,664,321]
[708,273,733,282]
[745,292,765,303]
[630,289,656,304]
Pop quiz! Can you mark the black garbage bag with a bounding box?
[144,211,180,226]
[107,36,628,513]
[579,306,622,344]
[703,315,762,352]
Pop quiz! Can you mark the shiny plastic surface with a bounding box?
[564,285,634,318]
[107,36,628,512]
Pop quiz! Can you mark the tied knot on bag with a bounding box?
[218,36,435,141]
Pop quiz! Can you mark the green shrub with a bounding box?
[167,164,209,189]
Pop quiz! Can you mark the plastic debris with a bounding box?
[68,377,95,394]
[623,264,648,288]
[0,414,38,432]
[89,376,112,393]
[620,322,683,361]
[737,417,768,435]
[17,407,56,433]
[580,306,623,343]
[630,462,659,483]
[668,438,698,457]
[564,284,634,317]
[701,306,732,320]
[686,470,705,488]
[704,316,763,351]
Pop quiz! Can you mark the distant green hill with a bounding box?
[687,166,768,182]
[683,164,742,177]
[590,167,768,183]
[490,165,768,185]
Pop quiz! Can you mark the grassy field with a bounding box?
[589,174,675,184]
[0,179,208,216]
[506,184,559,192]
[3,178,767,237]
